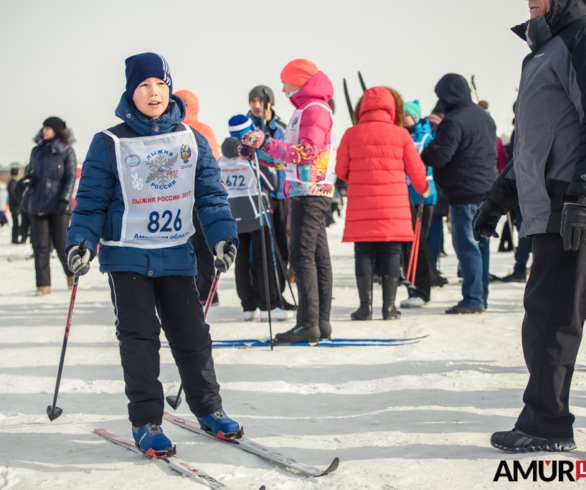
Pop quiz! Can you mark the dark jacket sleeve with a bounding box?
[565,33,586,203]
[67,134,116,256]
[485,160,519,213]
[193,132,239,253]
[59,147,77,202]
[421,118,462,169]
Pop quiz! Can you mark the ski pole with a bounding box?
[471,75,481,103]
[263,206,297,308]
[47,240,86,422]
[252,152,274,350]
[260,200,285,310]
[343,79,354,122]
[166,270,221,410]
[358,71,367,92]
[406,197,425,284]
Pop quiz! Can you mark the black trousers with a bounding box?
[190,211,215,301]
[235,227,279,311]
[270,198,289,293]
[289,196,333,327]
[9,206,21,243]
[30,214,72,287]
[108,272,222,427]
[403,204,436,303]
[515,234,586,439]
[355,242,402,278]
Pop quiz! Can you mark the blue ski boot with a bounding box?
[132,423,176,457]
[197,410,243,440]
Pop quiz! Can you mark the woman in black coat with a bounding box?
[25,117,77,296]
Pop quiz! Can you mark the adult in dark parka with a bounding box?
[473,0,586,453]
[25,117,77,296]
[421,74,498,314]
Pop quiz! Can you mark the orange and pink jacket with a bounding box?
[257,72,335,198]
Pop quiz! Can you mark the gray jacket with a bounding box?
[487,0,586,237]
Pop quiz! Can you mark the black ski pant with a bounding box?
[9,205,22,243]
[235,227,279,311]
[108,272,222,427]
[289,196,333,328]
[190,210,215,301]
[515,233,586,439]
[30,213,73,287]
[403,204,436,303]
[355,242,402,278]
[270,197,289,293]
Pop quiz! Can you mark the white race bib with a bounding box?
[283,102,337,185]
[103,124,197,249]
[219,156,258,199]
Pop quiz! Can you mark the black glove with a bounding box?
[561,203,586,251]
[57,199,69,215]
[67,241,91,276]
[472,199,503,241]
[214,237,237,273]
[22,175,36,188]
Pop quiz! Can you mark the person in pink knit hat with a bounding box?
[240,58,336,343]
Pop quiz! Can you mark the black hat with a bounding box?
[43,117,66,132]
[249,85,275,106]
[221,137,240,159]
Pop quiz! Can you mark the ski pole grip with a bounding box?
[79,239,87,257]
[223,237,233,254]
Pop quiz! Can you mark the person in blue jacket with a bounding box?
[66,53,240,456]
[401,100,440,308]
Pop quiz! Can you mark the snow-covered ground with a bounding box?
[1,219,585,490]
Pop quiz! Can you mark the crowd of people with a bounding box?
[3,0,586,458]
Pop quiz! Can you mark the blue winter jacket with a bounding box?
[407,119,437,206]
[248,111,287,200]
[67,94,237,278]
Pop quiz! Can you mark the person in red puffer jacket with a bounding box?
[336,87,430,321]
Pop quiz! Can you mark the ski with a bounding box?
[213,335,428,344]
[163,412,339,477]
[211,340,420,348]
[94,429,265,490]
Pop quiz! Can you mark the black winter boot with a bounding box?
[274,325,320,343]
[382,276,401,320]
[318,320,332,340]
[351,276,372,320]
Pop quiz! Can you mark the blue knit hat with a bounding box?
[404,100,422,124]
[228,115,255,140]
[125,52,173,100]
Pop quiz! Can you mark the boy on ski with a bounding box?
[66,52,240,456]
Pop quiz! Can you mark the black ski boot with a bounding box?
[445,303,484,314]
[382,276,401,320]
[351,276,372,320]
[318,289,333,339]
[491,429,576,453]
[274,325,320,343]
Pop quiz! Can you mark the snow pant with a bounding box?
[450,203,490,309]
[9,205,22,243]
[404,204,436,303]
[289,196,332,328]
[513,206,532,276]
[190,210,215,301]
[355,242,402,278]
[235,226,279,312]
[30,213,73,287]
[107,272,222,427]
[270,197,289,294]
[515,233,586,439]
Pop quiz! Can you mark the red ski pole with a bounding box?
[406,196,425,283]
[166,270,221,410]
[47,240,86,421]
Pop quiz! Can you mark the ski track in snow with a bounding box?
[1,219,586,489]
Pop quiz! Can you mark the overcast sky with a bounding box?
[0,0,530,166]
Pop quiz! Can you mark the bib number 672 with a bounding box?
[148,209,182,233]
